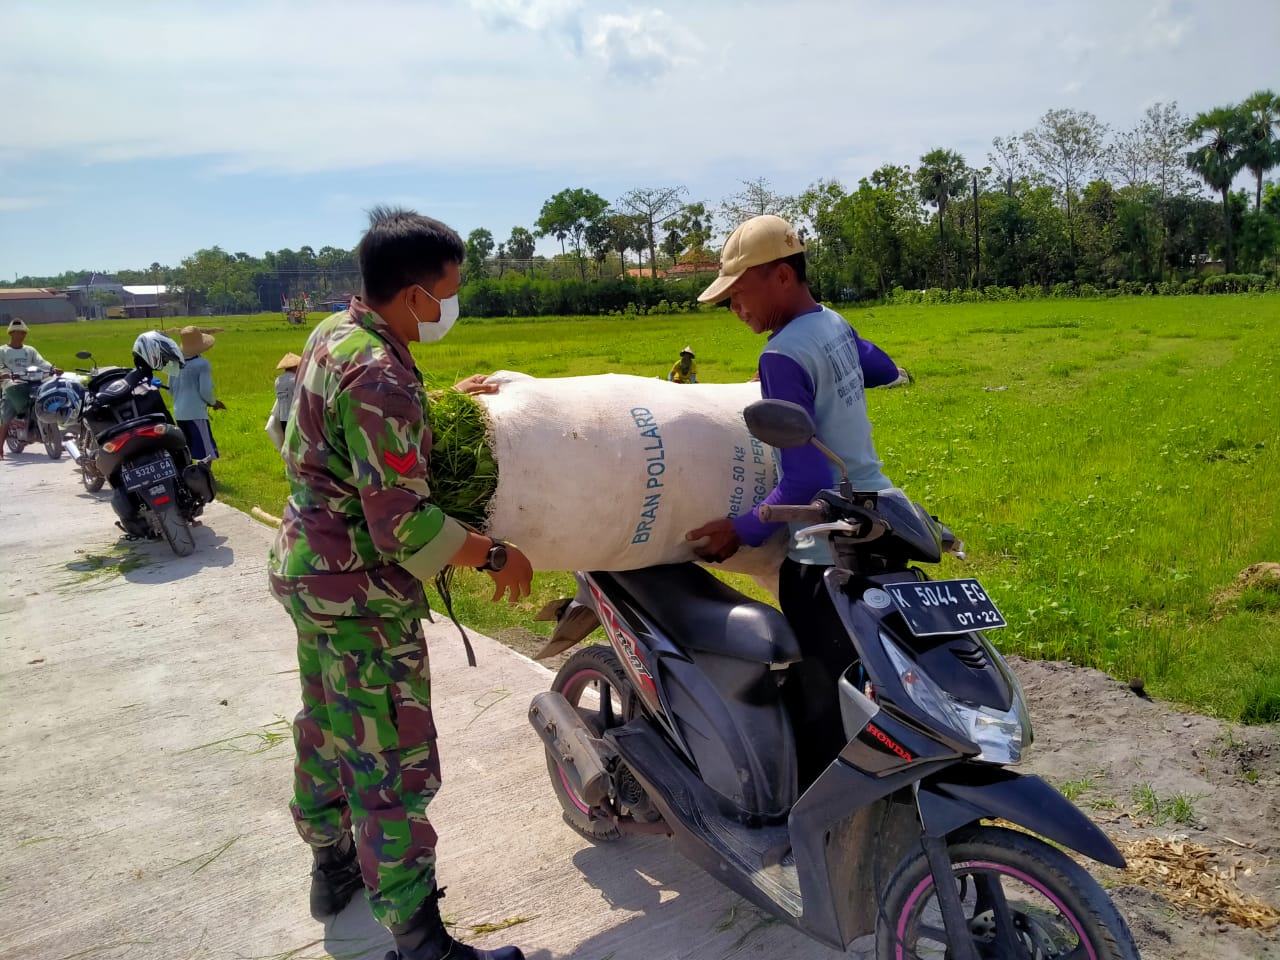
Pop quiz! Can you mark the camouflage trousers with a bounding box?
[284,601,441,928]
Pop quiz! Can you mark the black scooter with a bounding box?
[529,399,1139,959]
[79,353,216,557]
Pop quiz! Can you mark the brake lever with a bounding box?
[796,517,890,543]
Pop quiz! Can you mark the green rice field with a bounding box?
[26,295,1280,722]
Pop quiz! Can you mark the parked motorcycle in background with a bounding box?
[76,334,216,556]
[4,366,64,459]
[528,398,1139,960]
[60,351,113,492]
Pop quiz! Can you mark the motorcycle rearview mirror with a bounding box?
[75,351,93,360]
[743,398,813,448]
[743,398,854,497]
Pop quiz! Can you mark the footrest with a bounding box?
[609,720,802,916]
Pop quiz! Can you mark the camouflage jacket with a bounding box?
[269,300,466,618]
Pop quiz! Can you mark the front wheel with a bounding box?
[5,435,24,454]
[876,825,1138,960]
[78,428,104,492]
[156,505,196,557]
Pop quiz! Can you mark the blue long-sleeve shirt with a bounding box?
[170,355,217,421]
[733,323,895,548]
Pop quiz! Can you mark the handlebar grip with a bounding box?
[758,502,830,524]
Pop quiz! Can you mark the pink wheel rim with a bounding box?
[895,859,1100,960]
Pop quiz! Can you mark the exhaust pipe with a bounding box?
[65,437,82,461]
[529,691,614,808]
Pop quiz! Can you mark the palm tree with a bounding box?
[915,149,969,287]
[1186,107,1248,273]
[1240,90,1280,212]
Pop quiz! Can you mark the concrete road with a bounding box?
[0,454,866,960]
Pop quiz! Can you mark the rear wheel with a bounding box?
[156,505,196,556]
[547,645,652,842]
[876,825,1139,960]
[6,435,24,454]
[81,464,105,493]
[41,422,62,459]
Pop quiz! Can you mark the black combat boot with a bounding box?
[384,888,525,960]
[309,833,363,920]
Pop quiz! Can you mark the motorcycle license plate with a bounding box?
[884,579,1006,636]
[122,457,176,491]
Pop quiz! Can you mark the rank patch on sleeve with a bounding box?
[383,449,418,475]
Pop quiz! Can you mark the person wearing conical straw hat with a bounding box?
[169,325,226,461]
[274,352,303,431]
[667,345,698,384]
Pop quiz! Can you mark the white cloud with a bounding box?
[0,196,49,212]
[468,0,585,50]
[0,0,1276,184]
[1145,0,1191,49]
[587,11,704,80]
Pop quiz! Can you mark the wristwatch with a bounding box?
[478,539,509,573]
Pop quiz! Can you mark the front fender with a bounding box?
[919,766,1125,869]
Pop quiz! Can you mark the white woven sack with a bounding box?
[475,372,786,579]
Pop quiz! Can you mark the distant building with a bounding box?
[121,284,175,319]
[62,273,174,318]
[667,259,718,277]
[0,288,77,325]
[64,272,126,319]
[318,293,356,313]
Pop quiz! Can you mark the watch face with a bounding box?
[488,543,508,572]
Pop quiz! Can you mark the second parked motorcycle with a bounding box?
[76,334,216,556]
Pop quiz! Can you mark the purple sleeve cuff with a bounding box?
[857,334,899,387]
[731,352,834,546]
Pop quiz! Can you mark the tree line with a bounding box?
[6,91,1278,314]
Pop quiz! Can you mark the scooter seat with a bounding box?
[602,563,801,667]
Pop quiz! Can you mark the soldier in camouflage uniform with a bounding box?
[269,206,533,960]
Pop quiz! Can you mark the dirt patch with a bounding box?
[1212,561,1280,614]
[1012,656,1280,958]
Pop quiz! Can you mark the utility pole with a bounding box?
[973,173,981,290]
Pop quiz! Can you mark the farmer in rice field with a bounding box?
[274,351,302,430]
[268,205,533,960]
[686,214,896,786]
[667,345,698,383]
[171,326,226,461]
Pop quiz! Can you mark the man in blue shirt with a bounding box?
[686,214,897,784]
[171,326,226,460]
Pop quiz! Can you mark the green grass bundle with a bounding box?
[424,388,498,529]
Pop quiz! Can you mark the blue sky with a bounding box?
[1,0,1276,278]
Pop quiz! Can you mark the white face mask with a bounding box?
[409,285,460,342]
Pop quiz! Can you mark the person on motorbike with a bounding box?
[0,318,60,460]
[685,214,894,785]
[268,206,533,960]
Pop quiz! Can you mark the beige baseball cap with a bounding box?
[8,318,29,332]
[697,215,805,303]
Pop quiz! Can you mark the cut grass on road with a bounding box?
[29,296,1280,722]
